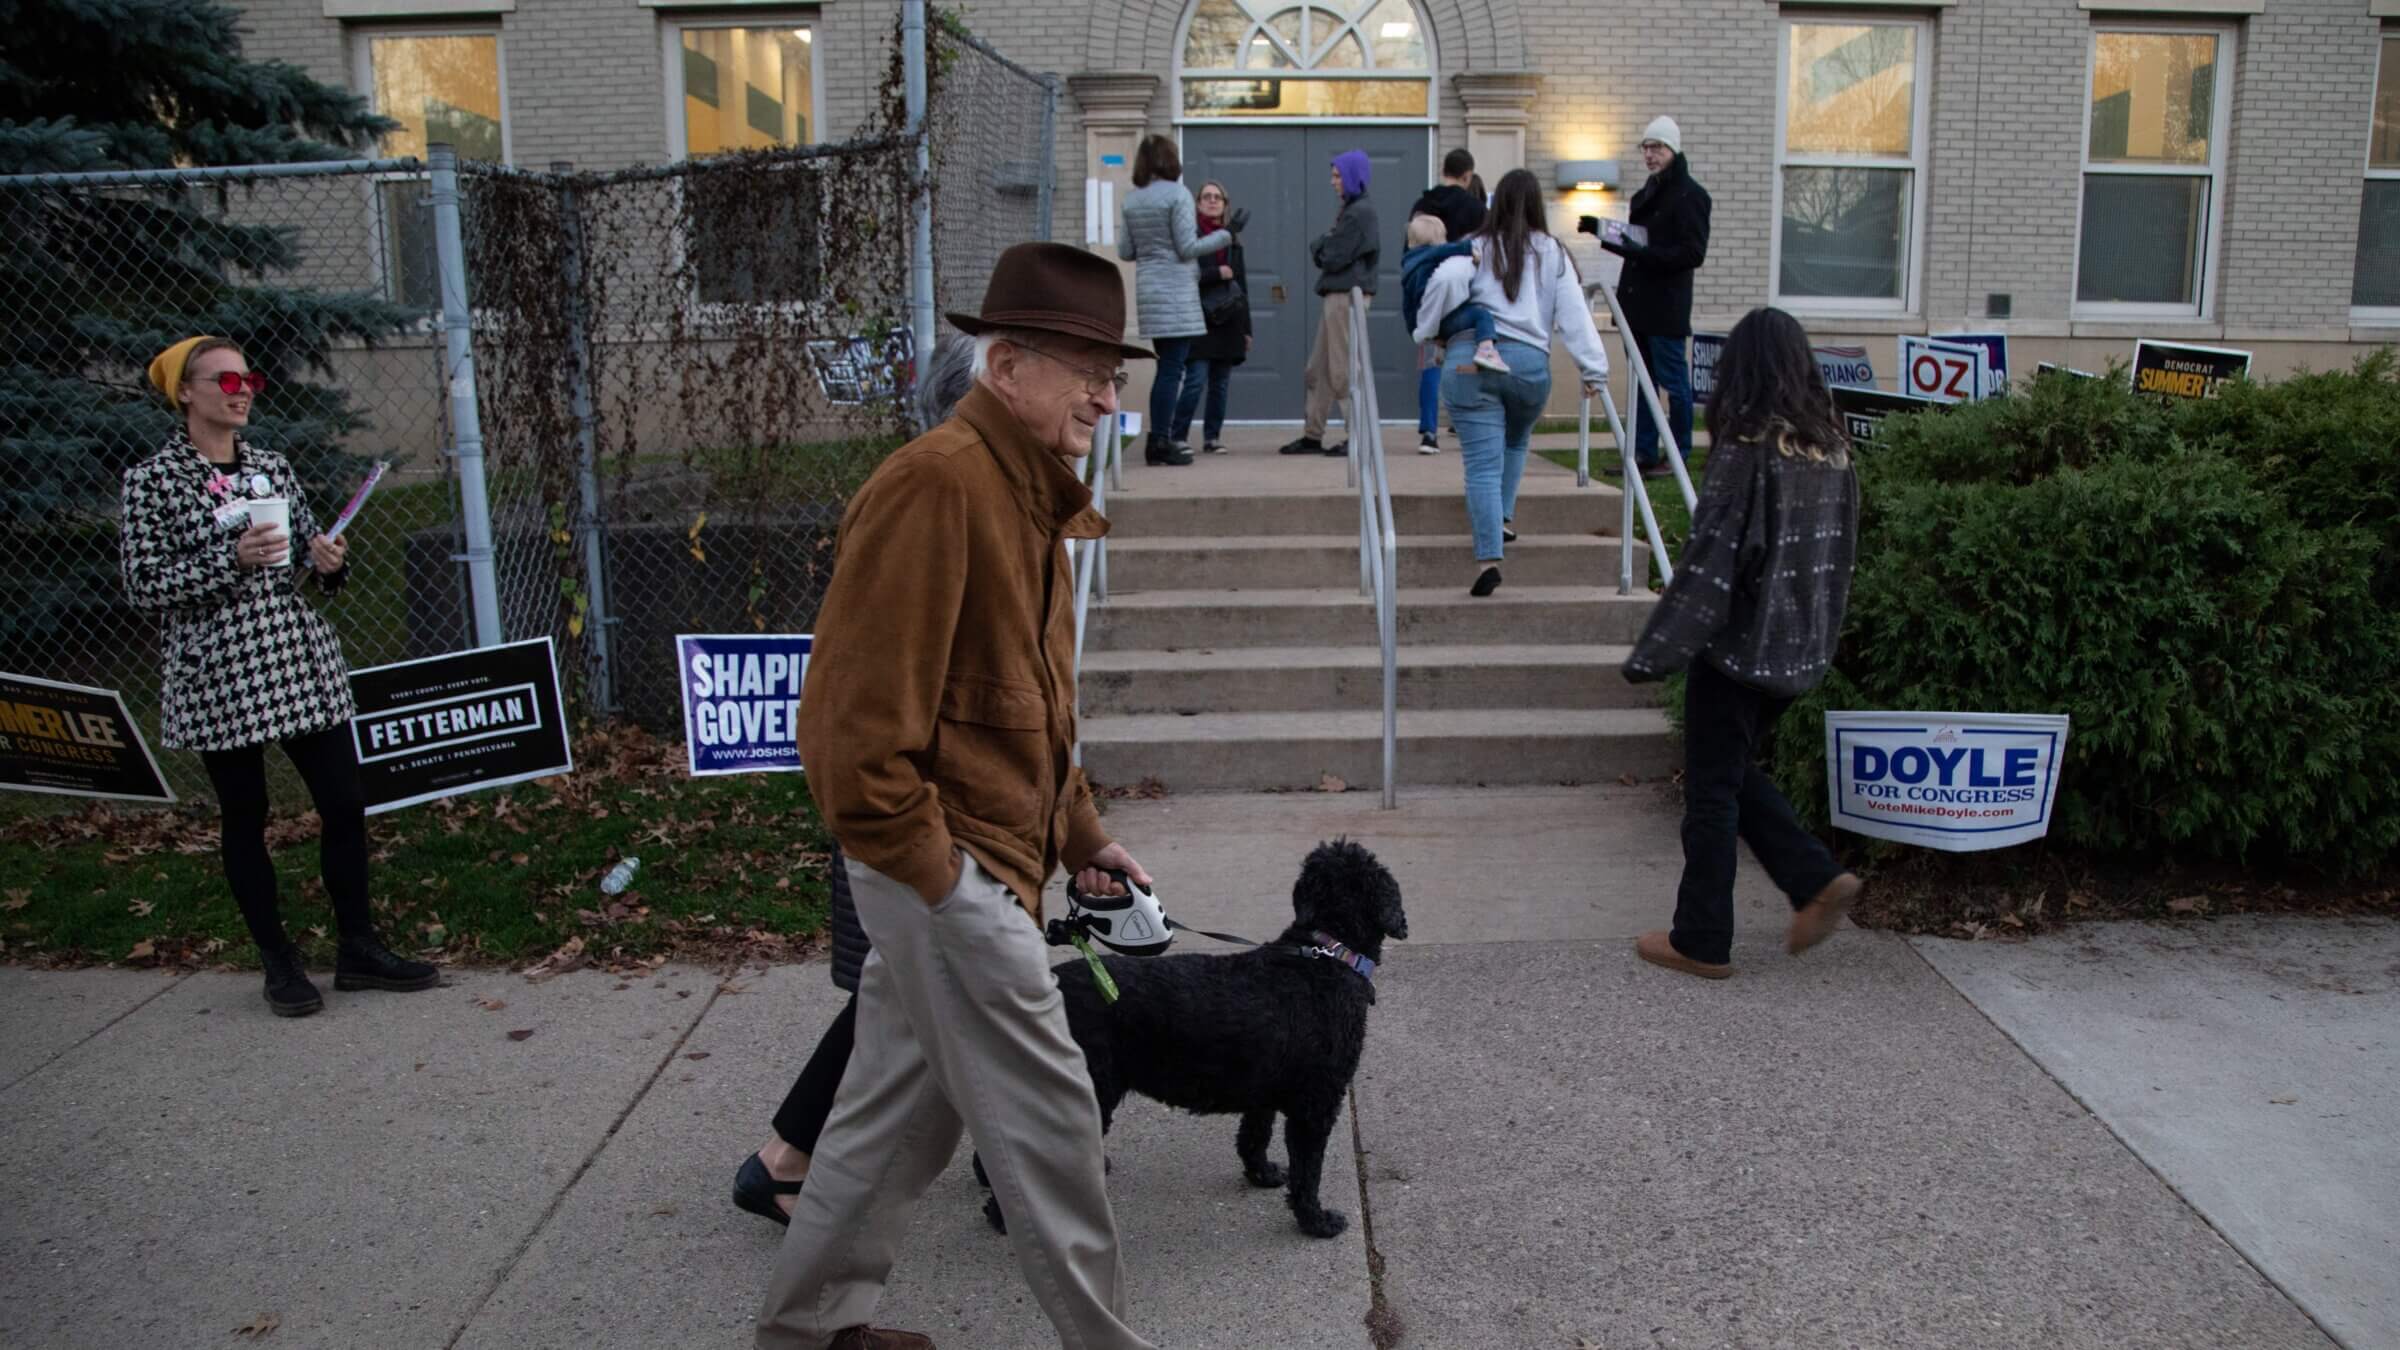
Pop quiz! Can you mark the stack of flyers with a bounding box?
[325,461,389,541]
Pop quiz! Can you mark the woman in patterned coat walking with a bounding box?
[120,336,438,1017]
[1117,133,1231,467]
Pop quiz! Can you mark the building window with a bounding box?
[2075,25,2233,318]
[1178,0,1434,120]
[2356,33,2400,316]
[1772,17,1930,312]
[664,20,823,306]
[355,31,507,309]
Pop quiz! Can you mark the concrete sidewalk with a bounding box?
[1,786,2381,1349]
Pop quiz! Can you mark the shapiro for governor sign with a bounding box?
[1823,711,2071,852]
[677,633,812,776]
[0,672,174,803]
[348,638,572,815]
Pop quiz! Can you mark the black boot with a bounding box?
[334,932,441,992]
[261,944,324,1018]
[1144,434,1193,467]
[1277,435,1323,456]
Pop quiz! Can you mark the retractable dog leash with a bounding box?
[1049,869,1265,1003]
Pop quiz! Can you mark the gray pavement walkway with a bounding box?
[1,786,2384,1349]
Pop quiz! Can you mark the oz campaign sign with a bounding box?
[1898,335,1989,405]
[2132,340,2251,402]
[678,634,812,776]
[0,673,173,803]
[1688,332,1725,402]
[1932,331,2010,397]
[1831,385,1941,443]
[1825,711,2070,852]
[349,638,572,815]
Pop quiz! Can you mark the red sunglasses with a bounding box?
[203,371,268,396]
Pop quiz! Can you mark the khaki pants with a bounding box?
[1302,290,1356,441]
[756,853,1154,1350]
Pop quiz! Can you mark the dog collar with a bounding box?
[1305,931,1376,982]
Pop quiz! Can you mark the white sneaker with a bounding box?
[1417,431,1440,455]
[1471,340,1510,373]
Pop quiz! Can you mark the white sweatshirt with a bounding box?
[1411,232,1611,386]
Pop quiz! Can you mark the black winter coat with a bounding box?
[1604,153,1712,338]
[1193,238,1251,366]
[827,842,868,993]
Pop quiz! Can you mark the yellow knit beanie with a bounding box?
[146,336,220,410]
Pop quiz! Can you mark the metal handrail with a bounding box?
[1588,281,1698,512]
[1344,287,1400,809]
[1069,414,1122,767]
[1577,281,1693,594]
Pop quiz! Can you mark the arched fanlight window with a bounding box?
[1179,0,1434,119]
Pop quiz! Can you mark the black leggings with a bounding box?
[198,722,374,955]
[771,994,857,1154]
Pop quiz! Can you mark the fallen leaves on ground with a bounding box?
[506,1028,536,1042]
[1318,773,1347,793]
[232,1311,280,1339]
[473,997,507,1012]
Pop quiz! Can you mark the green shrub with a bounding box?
[1757,354,2400,875]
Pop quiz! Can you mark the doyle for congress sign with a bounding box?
[677,634,812,776]
[348,638,572,815]
[0,673,173,803]
[1824,712,2071,852]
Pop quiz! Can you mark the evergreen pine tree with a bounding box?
[0,0,421,650]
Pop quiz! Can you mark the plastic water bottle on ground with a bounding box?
[600,857,640,895]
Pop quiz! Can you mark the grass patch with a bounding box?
[0,725,834,971]
[1539,445,1709,571]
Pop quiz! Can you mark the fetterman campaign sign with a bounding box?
[1824,711,2071,852]
[677,634,812,775]
[348,638,571,815]
[0,673,173,803]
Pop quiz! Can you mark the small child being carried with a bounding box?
[1401,213,1509,373]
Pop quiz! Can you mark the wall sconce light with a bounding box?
[1555,160,1619,192]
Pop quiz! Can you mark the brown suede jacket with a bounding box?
[795,381,1112,920]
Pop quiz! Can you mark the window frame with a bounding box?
[658,13,830,320]
[1172,0,1438,126]
[2070,20,2238,322]
[2353,31,2400,324]
[349,24,511,314]
[1767,10,1934,318]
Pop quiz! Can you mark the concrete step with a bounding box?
[1078,708,1678,792]
[1079,644,1654,714]
[1085,586,1660,650]
[1104,488,1621,539]
[1104,533,1645,592]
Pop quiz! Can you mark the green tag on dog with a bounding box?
[1069,932,1119,1004]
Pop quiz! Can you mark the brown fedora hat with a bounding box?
[946,241,1154,361]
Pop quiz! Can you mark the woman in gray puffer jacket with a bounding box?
[1118,133,1230,466]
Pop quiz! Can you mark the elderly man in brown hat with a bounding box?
[757,243,1160,1350]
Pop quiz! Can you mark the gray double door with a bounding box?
[1181,125,1428,426]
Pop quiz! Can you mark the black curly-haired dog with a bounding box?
[975,837,1406,1240]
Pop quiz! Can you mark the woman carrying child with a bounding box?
[1411,168,1610,596]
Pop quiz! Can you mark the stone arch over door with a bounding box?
[1084,0,1524,86]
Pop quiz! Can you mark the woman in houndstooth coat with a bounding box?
[120,336,439,1017]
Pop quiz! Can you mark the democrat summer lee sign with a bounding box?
[0,672,174,803]
[1824,711,2071,852]
[677,634,812,776]
[348,637,572,814]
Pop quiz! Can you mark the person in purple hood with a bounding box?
[1280,149,1380,456]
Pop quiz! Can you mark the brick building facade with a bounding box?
[236,0,2400,410]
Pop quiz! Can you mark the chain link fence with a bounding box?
[2,15,1054,807]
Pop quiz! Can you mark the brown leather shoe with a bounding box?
[1636,929,1733,980]
[1787,873,1864,956]
[827,1328,934,1350]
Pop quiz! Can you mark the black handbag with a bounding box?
[1200,278,1244,329]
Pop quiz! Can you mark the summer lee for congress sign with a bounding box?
[1823,712,2071,852]
[677,634,812,776]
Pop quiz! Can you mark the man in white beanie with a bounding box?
[1601,114,1712,477]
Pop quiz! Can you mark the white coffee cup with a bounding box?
[247,497,292,568]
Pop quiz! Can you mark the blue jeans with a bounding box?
[1417,361,1440,434]
[1441,335,1550,562]
[1171,357,1235,442]
[1148,335,1194,442]
[1630,332,1692,470]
